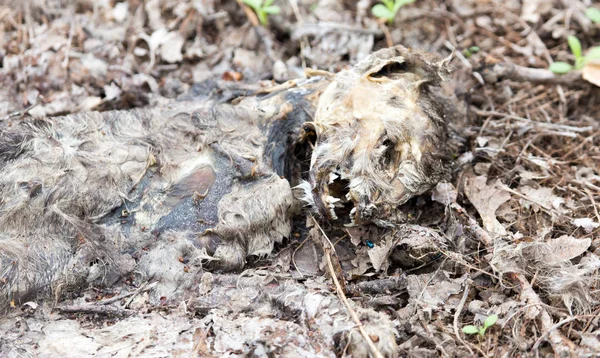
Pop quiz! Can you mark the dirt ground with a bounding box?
[1,0,600,357]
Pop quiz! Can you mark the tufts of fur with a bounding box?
[491,239,600,314]
[0,84,321,309]
[301,45,456,226]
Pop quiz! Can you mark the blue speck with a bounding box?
[366,240,374,248]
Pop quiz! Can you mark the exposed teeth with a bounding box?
[328,172,339,184]
[350,207,356,215]
[329,206,338,220]
[344,216,357,227]
[322,195,339,219]
[325,195,341,204]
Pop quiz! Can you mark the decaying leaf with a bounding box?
[582,60,600,87]
[159,32,185,63]
[544,236,591,264]
[431,182,457,206]
[464,175,511,236]
[367,236,394,272]
[407,272,467,313]
[573,218,600,233]
[518,186,566,214]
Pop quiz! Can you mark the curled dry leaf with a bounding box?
[544,236,591,264]
[431,182,457,206]
[367,236,394,272]
[159,32,185,63]
[573,218,600,233]
[518,186,566,214]
[464,175,511,236]
[582,60,600,87]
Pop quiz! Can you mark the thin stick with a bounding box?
[56,304,135,317]
[583,187,600,224]
[380,23,393,47]
[235,0,259,27]
[531,317,578,351]
[481,62,585,87]
[453,285,485,357]
[312,217,384,358]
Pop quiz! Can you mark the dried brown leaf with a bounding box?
[582,60,600,87]
[367,236,394,272]
[464,175,511,236]
[545,236,591,264]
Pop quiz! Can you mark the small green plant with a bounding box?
[243,0,280,26]
[586,7,600,24]
[549,35,600,74]
[462,314,498,338]
[463,46,480,58]
[372,0,415,24]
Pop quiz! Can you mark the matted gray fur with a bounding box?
[0,91,310,309]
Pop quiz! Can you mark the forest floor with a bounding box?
[1,0,600,357]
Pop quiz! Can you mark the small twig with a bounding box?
[312,217,384,358]
[62,16,75,68]
[531,317,578,351]
[235,0,259,27]
[583,187,600,224]
[380,23,393,48]
[106,281,156,308]
[348,276,408,295]
[56,304,135,317]
[235,1,277,62]
[481,62,586,87]
[453,285,479,357]
[513,273,578,355]
[292,22,383,39]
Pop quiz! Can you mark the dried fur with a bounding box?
[0,85,319,309]
[301,45,455,226]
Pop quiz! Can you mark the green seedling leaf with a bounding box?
[372,4,394,20]
[483,314,498,329]
[263,5,280,14]
[257,11,268,25]
[585,47,600,62]
[568,35,582,59]
[382,0,395,10]
[586,7,600,24]
[264,0,274,6]
[393,0,415,13]
[462,325,479,335]
[243,0,262,9]
[549,62,573,74]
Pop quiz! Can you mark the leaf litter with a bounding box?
[1,0,600,357]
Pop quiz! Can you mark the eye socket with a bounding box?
[368,61,408,79]
[301,122,318,146]
[380,139,395,167]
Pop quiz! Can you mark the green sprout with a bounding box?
[462,314,498,338]
[463,46,480,58]
[586,7,600,24]
[243,0,280,26]
[549,35,600,74]
[372,0,415,24]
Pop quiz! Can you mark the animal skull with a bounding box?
[299,46,454,227]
